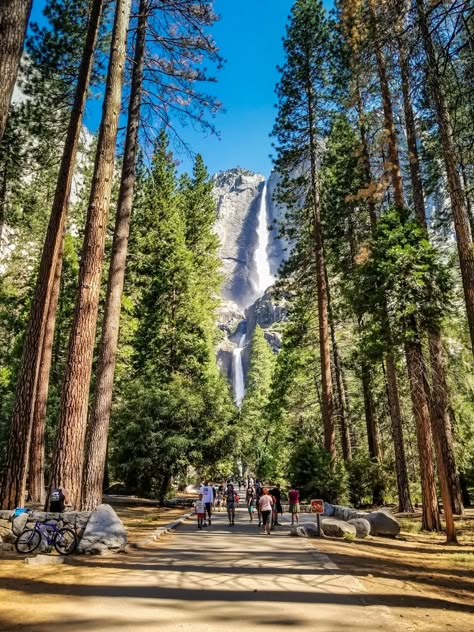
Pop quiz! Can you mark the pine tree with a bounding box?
[273,0,336,460]
[48,0,132,509]
[239,326,276,477]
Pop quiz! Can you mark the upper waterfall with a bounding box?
[214,168,284,309]
[254,182,275,296]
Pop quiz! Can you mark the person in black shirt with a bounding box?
[270,483,282,525]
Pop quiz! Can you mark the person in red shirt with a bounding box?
[288,485,300,525]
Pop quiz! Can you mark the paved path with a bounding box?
[0,505,405,632]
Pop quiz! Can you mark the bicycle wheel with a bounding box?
[54,528,77,555]
[15,529,41,554]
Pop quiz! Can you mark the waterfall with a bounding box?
[232,333,246,406]
[254,182,274,296]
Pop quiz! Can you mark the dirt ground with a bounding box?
[314,509,474,631]
[0,500,472,631]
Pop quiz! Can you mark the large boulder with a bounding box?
[78,504,127,554]
[289,522,321,538]
[348,518,371,538]
[321,518,357,538]
[364,509,400,537]
[331,504,400,537]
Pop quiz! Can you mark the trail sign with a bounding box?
[310,499,324,513]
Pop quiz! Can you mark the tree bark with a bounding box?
[326,266,351,460]
[355,85,412,512]
[384,355,413,512]
[0,0,104,510]
[370,0,439,527]
[404,341,441,531]
[305,73,335,460]
[416,0,474,357]
[81,0,148,512]
[28,243,64,505]
[48,0,132,510]
[397,27,463,517]
[0,0,32,144]
[368,0,405,208]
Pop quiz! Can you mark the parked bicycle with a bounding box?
[15,518,77,555]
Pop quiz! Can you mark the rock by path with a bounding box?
[0,506,406,632]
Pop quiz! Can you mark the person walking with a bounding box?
[226,483,237,526]
[259,488,274,535]
[246,485,256,522]
[199,480,214,526]
[288,485,300,525]
[255,482,263,526]
[270,483,283,525]
[194,494,206,529]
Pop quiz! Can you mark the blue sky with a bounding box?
[29,1,332,178]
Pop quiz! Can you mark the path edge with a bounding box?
[130,510,193,549]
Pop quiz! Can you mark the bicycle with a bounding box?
[15,518,77,555]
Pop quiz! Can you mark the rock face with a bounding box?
[214,168,287,310]
[78,504,127,554]
[321,518,357,538]
[214,169,265,309]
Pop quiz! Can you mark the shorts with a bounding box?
[197,513,205,519]
[290,503,300,514]
[205,502,212,513]
[261,510,271,525]
[247,504,254,512]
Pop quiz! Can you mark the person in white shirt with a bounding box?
[199,480,215,525]
[194,494,206,529]
[258,488,274,535]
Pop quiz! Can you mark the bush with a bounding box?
[346,453,386,506]
[287,439,348,503]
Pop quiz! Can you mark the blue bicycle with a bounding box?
[15,518,77,555]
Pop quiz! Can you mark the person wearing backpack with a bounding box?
[49,487,68,513]
[226,483,237,526]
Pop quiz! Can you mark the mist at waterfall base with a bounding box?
[232,182,275,406]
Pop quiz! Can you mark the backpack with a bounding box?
[50,488,63,503]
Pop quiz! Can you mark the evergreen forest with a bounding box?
[0,0,473,546]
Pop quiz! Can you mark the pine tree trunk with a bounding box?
[306,80,335,460]
[327,267,351,460]
[404,340,441,531]
[0,0,104,510]
[0,0,32,143]
[428,335,459,541]
[371,1,439,526]
[355,87,412,512]
[48,0,132,510]
[398,30,463,516]
[28,244,64,505]
[416,0,474,356]
[81,0,147,512]
[384,354,413,512]
[369,0,404,208]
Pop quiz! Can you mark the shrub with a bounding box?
[287,439,348,503]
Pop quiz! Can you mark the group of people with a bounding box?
[194,478,301,534]
[194,480,240,529]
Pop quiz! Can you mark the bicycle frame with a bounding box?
[33,520,62,545]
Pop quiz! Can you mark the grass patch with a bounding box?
[142,514,159,523]
[399,518,423,533]
[445,553,474,567]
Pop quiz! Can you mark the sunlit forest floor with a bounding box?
[315,509,474,631]
[0,501,472,631]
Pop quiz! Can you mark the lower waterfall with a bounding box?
[232,333,246,406]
